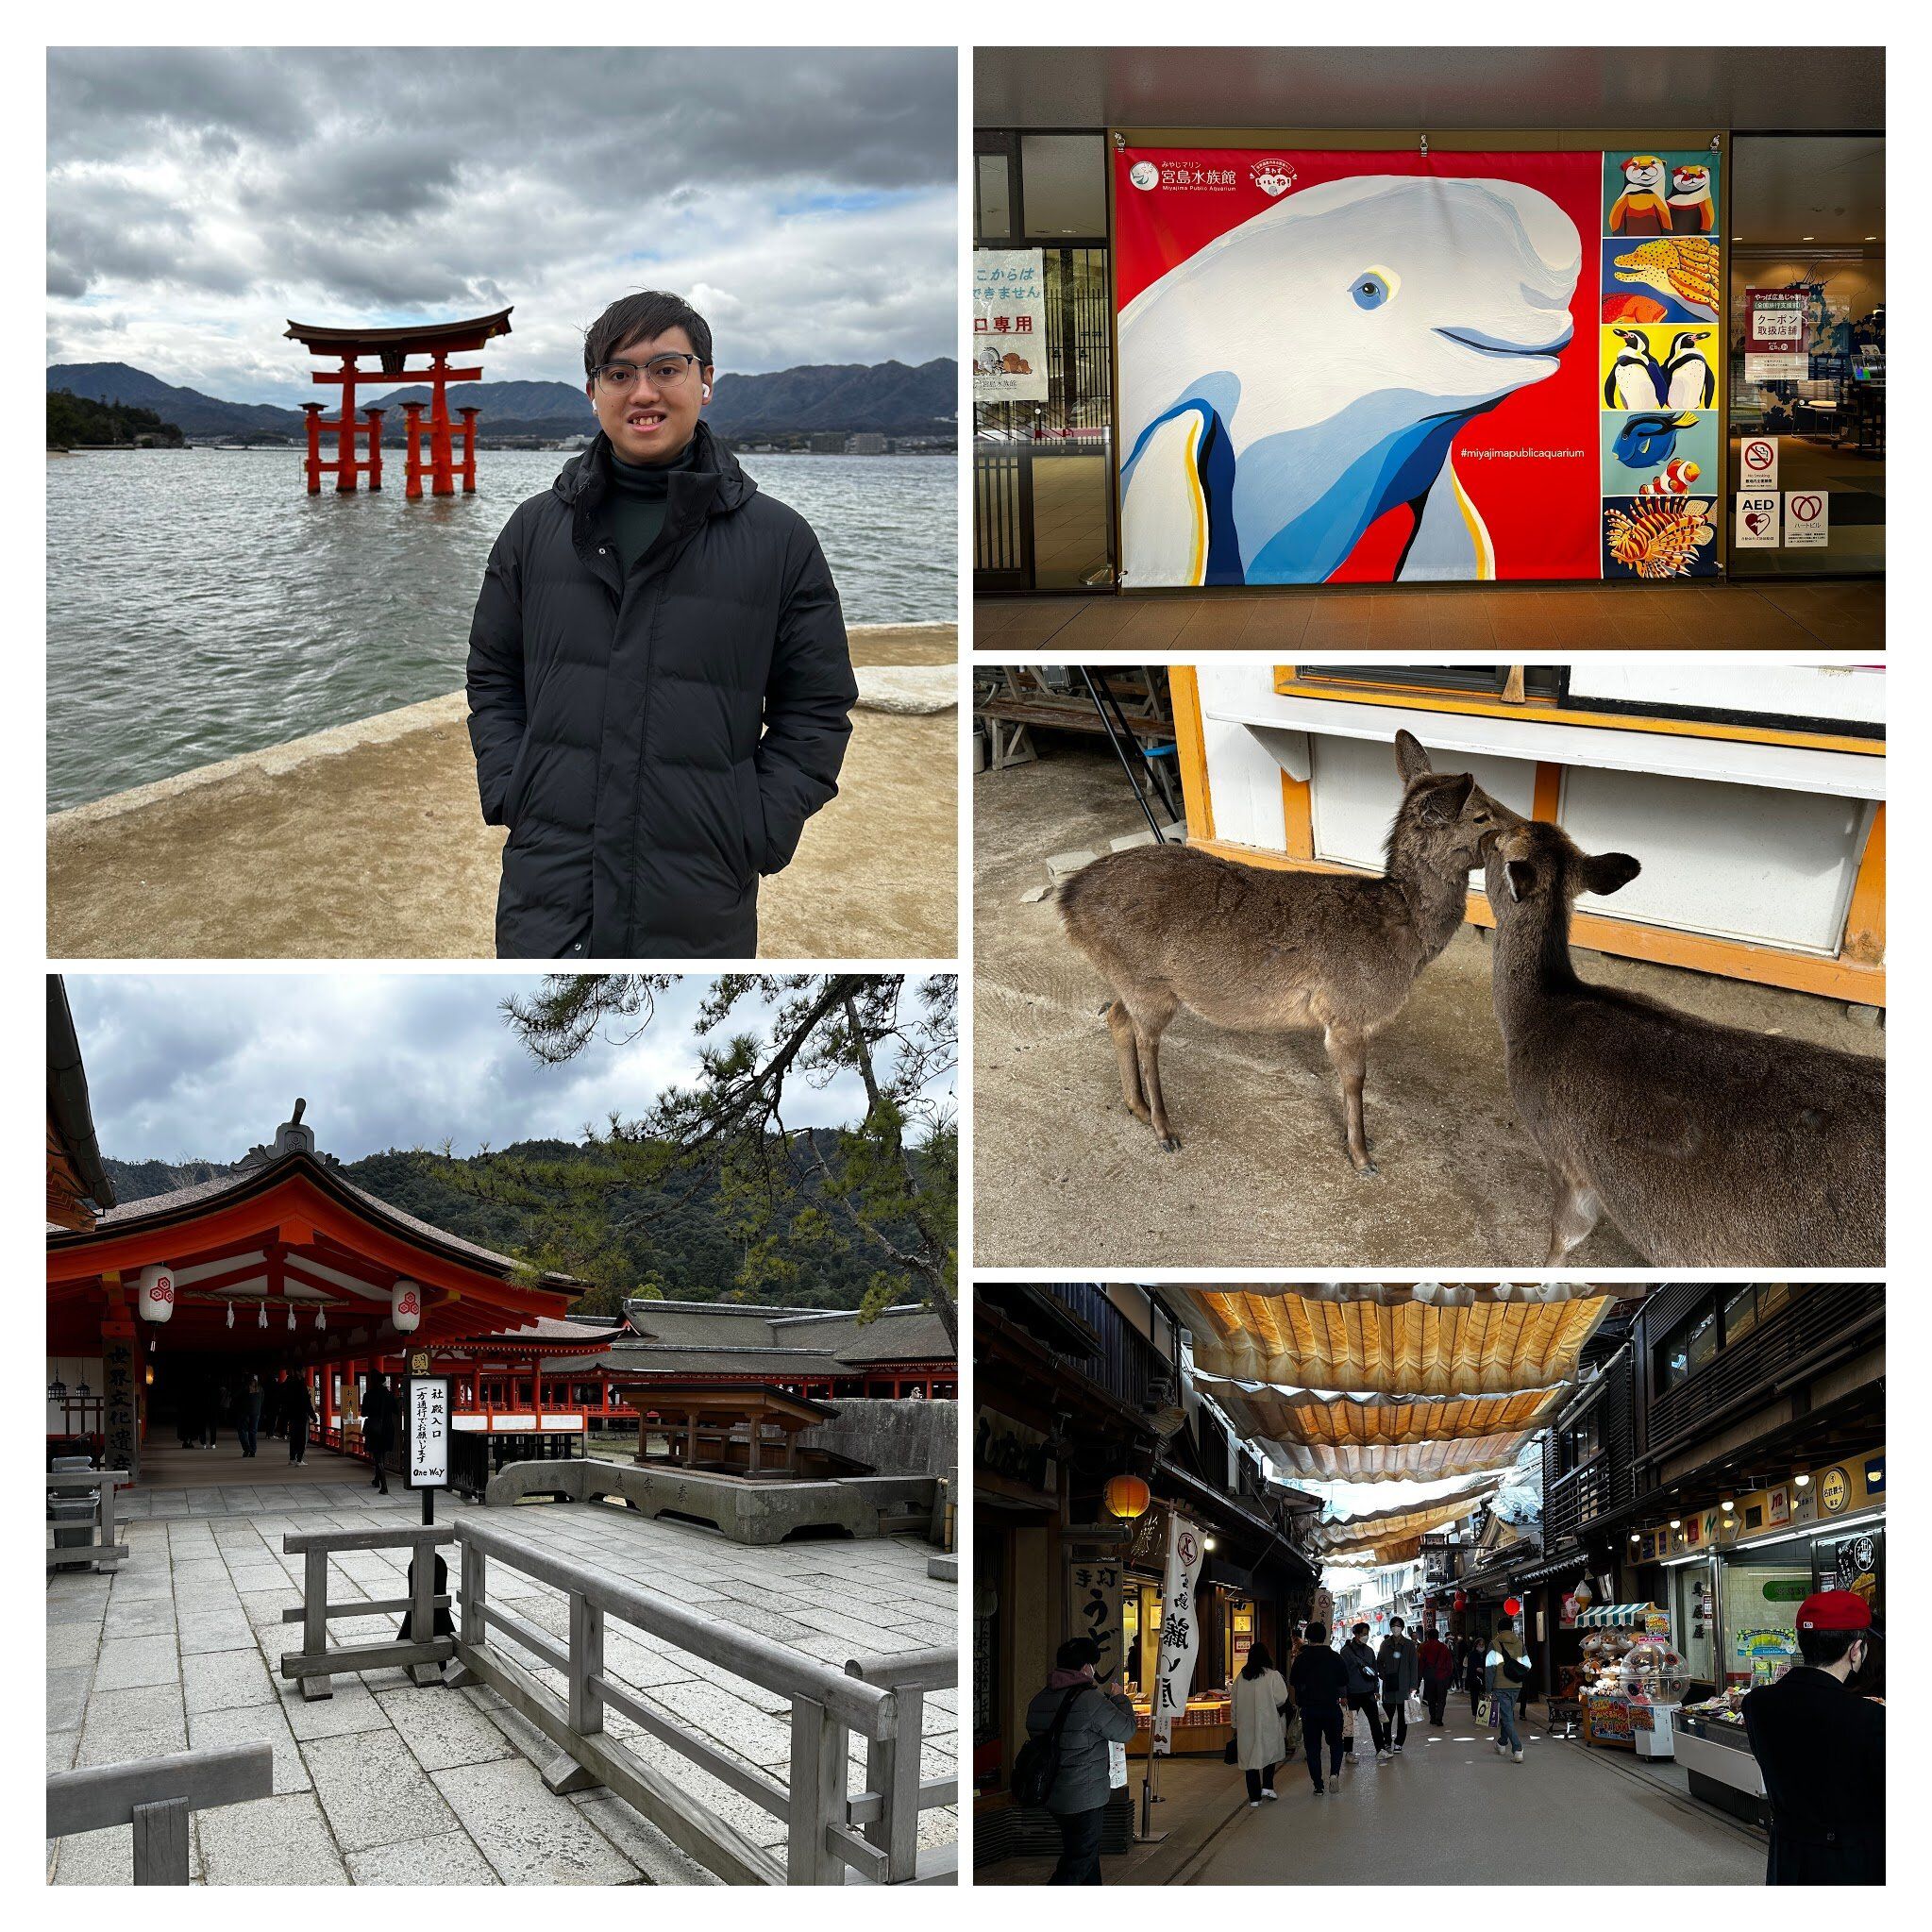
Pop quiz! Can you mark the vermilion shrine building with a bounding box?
[284,307,512,499]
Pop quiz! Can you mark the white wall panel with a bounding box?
[1309,734,1538,880]
[1196,660,1292,848]
[1566,661,1884,726]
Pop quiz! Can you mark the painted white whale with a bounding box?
[1119,175,1583,585]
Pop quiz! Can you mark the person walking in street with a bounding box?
[1418,1624,1454,1726]
[362,1373,399,1496]
[1022,1638,1136,1884]
[1376,1616,1420,1752]
[264,1370,286,1441]
[1231,1644,1291,1806]
[237,1373,262,1458]
[1341,1622,1389,1759]
[1466,1635,1487,1718]
[1486,1618,1529,1762]
[1742,1591,1884,1883]
[286,1373,315,1467]
[466,290,857,960]
[1287,1621,1350,1795]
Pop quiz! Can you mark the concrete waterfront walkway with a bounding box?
[980,1723,1763,1887]
[48,1471,958,1885]
[46,624,957,960]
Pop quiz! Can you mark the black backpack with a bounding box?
[1013,1685,1088,1806]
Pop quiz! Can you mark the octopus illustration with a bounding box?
[1611,237,1721,321]
[1604,497,1717,578]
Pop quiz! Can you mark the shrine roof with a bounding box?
[284,309,514,358]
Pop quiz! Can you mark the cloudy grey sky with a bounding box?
[47,47,958,402]
[66,974,935,1167]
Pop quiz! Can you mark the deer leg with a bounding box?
[1544,1174,1603,1264]
[1101,1000,1151,1125]
[1323,1027,1376,1176]
[1125,995,1181,1151]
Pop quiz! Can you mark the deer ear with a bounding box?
[1582,852,1641,898]
[1504,858,1538,904]
[1394,730,1433,781]
[1423,773,1474,821]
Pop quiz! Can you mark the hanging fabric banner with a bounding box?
[1151,1513,1205,1755]
[1112,143,1722,587]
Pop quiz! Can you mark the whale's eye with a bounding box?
[1352,272,1390,311]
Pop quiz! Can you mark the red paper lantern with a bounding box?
[1453,1593,1467,1610]
[1504,1596,1522,1618]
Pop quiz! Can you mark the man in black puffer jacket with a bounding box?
[467,290,857,958]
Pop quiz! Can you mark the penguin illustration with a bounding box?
[1668,164,1715,233]
[1609,156,1674,234]
[1605,328,1665,409]
[1663,329,1716,408]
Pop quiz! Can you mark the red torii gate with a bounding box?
[283,308,513,499]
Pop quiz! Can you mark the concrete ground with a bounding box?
[47,1451,958,1885]
[973,576,1883,652]
[46,625,956,961]
[973,742,1884,1268]
[979,1722,1764,1886]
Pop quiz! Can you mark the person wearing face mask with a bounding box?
[1741,1591,1885,1885]
[466,290,856,959]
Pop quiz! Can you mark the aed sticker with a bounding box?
[1735,493,1779,546]
[1739,436,1778,492]
[1785,491,1830,547]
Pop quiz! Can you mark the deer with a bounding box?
[1483,817,1884,1266]
[1055,729,1519,1174]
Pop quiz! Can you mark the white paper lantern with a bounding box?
[392,1279,424,1334]
[137,1265,176,1324]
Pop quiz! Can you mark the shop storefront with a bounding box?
[973,50,1882,597]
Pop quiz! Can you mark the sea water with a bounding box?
[46,447,957,810]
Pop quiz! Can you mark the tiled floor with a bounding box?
[972,578,1884,652]
[48,1474,958,1885]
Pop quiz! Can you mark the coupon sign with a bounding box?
[1784,491,1830,548]
[1735,493,1779,547]
[1739,436,1778,492]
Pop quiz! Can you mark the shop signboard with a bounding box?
[1784,491,1830,548]
[1735,492,1779,547]
[1744,288,1809,380]
[1151,1514,1206,1756]
[1066,1551,1125,1684]
[972,251,1050,403]
[1113,141,1722,587]
[1739,435,1779,491]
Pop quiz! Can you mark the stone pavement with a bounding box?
[980,1719,1763,1886]
[47,1476,958,1885]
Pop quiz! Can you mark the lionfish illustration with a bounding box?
[1604,497,1716,578]
[1612,237,1721,318]
[1637,460,1702,496]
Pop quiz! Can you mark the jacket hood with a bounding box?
[552,418,756,514]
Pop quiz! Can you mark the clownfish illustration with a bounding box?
[1118,173,1582,585]
[1609,156,1674,234]
[1668,164,1715,232]
[1638,459,1702,496]
[1663,328,1717,409]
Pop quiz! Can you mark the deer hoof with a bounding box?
[1352,1160,1381,1180]
[1158,1134,1183,1153]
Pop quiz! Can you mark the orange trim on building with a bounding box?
[1169,666,1215,843]
[1842,804,1886,966]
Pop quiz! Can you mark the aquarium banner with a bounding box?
[1113,143,1722,586]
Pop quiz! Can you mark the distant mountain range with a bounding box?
[48,358,958,443]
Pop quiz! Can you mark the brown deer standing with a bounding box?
[1485,818,1884,1265]
[1056,730,1518,1173]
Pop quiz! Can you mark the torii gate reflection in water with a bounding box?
[284,308,513,499]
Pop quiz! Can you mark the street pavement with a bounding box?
[47,1453,957,1885]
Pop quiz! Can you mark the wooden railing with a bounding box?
[47,1743,272,1884]
[46,1468,129,1571]
[277,1523,456,1700]
[453,1516,956,1885]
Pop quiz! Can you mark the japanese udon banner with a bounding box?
[1113,144,1722,586]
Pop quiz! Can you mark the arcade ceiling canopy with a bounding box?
[46,1148,575,1358]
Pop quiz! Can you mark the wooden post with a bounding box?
[428,350,454,496]
[301,1547,331,1701]
[302,404,324,494]
[785,1695,847,1885]
[335,357,360,491]
[130,1795,191,1885]
[97,1468,118,1565]
[748,1419,763,1475]
[569,1591,605,1736]
[365,408,385,490]
[409,1543,440,1686]
[460,1537,485,1648]
[685,1411,699,1467]
[403,403,425,500]
[460,406,479,492]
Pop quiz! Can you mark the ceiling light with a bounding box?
[1629,1532,1641,1543]
[1721,1498,1734,1512]
[1669,1518,1682,1529]
[1864,235,1877,242]
[1794,1472,1811,1487]
[1802,235,1815,242]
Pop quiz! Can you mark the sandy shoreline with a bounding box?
[48,624,958,959]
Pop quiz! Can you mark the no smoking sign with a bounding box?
[1740,437,1778,491]
[1784,489,1830,548]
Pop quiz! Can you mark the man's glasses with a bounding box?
[595,354,704,392]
